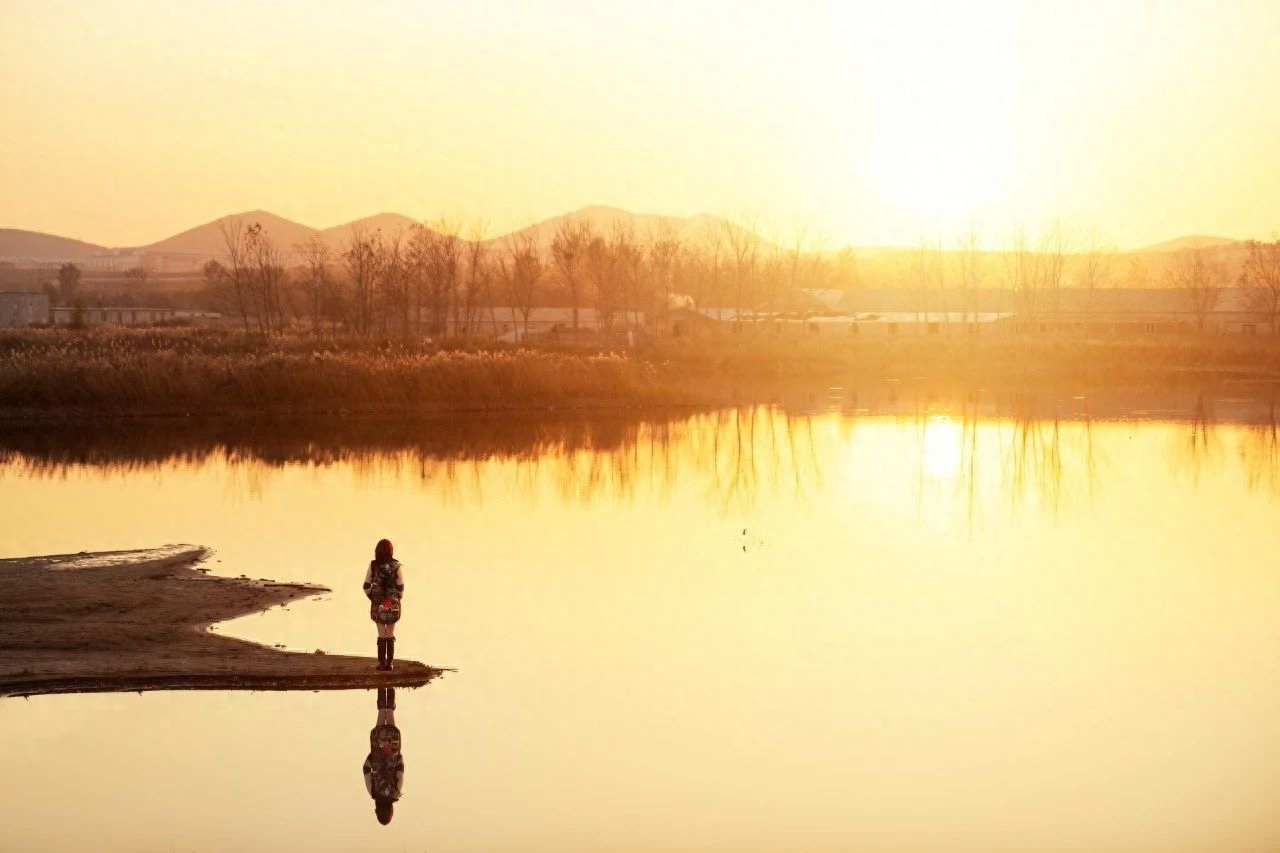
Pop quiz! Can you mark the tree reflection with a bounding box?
[1238,402,1280,496]
[3,389,1278,519]
[932,395,1104,534]
[0,409,826,515]
[1170,395,1223,488]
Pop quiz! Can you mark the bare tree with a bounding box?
[1037,221,1069,319]
[57,263,81,305]
[202,259,226,291]
[585,226,622,331]
[645,222,683,334]
[218,218,253,332]
[376,229,409,337]
[426,219,463,336]
[406,224,434,336]
[1002,227,1041,329]
[1125,256,1149,289]
[499,230,543,338]
[437,219,467,336]
[783,224,810,312]
[296,235,333,336]
[124,266,149,290]
[460,220,492,337]
[1239,239,1280,334]
[613,221,644,333]
[699,222,726,320]
[404,221,461,336]
[759,228,786,318]
[911,235,935,325]
[1077,230,1115,327]
[245,223,285,336]
[551,218,590,330]
[343,227,380,336]
[955,225,985,325]
[1167,247,1226,333]
[721,212,760,329]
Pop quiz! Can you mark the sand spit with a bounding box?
[0,545,442,698]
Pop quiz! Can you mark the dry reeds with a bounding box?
[3,327,1280,415]
[0,327,675,413]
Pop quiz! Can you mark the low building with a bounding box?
[172,310,224,324]
[457,308,647,341]
[50,306,176,326]
[0,291,50,326]
[835,287,1273,336]
[684,306,1013,336]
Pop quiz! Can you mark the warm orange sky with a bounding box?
[2,0,1278,250]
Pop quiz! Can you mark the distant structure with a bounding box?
[49,307,222,326]
[451,308,648,342]
[0,291,50,326]
[672,288,1270,338]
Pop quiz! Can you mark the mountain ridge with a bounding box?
[0,209,1261,261]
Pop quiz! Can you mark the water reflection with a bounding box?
[1,390,1278,528]
[364,688,406,826]
[6,394,1280,851]
[1170,395,1223,488]
[1239,402,1280,495]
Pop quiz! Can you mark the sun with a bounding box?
[836,4,1021,239]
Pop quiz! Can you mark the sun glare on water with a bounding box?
[921,416,963,480]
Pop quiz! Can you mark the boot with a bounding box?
[377,687,388,710]
[385,687,396,710]
[386,638,395,671]
[376,638,387,670]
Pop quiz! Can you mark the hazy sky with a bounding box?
[2,0,1278,249]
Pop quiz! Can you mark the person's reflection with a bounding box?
[363,687,405,825]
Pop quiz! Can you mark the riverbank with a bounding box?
[3,327,1280,417]
[0,545,441,698]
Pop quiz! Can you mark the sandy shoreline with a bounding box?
[0,545,443,698]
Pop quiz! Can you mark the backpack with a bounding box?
[369,560,402,624]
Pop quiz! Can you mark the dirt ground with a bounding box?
[0,545,442,697]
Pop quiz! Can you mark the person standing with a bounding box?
[364,538,404,670]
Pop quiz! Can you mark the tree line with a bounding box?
[195,215,849,338]
[43,218,1280,337]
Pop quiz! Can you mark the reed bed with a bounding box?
[0,328,677,413]
[3,327,1280,416]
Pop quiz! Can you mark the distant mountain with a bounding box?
[0,228,107,259]
[317,213,422,249]
[136,210,321,255]
[138,211,426,255]
[3,209,1266,264]
[1138,235,1239,253]
[484,205,764,249]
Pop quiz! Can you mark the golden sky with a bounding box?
[2,0,1278,249]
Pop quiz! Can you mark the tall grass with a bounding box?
[3,327,1280,415]
[0,328,677,413]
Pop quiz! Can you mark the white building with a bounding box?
[51,306,176,326]
[0,292,50,326]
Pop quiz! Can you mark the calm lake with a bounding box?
[3,388,1280,852]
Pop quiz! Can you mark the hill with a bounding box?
[484,205,771,250]
[135,210,321,255]
[1138,235,1239,253]
[0,228,107,260]
[317,213,421,249]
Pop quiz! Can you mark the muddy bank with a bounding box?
[0,546,442,698]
